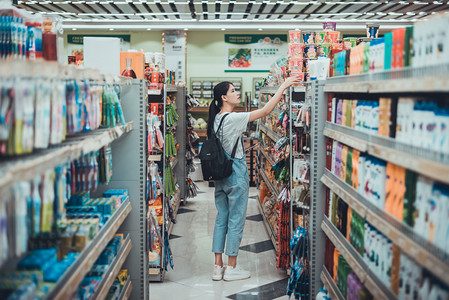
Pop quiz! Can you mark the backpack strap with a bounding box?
[214,113,229,136]
[230,136,240,159]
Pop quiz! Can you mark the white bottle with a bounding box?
[316,288,328,300]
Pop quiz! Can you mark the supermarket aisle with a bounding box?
[150,181,289,300]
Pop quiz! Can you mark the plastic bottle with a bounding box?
[316,287,329,300]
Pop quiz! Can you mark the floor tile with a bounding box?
[226,278,289,300]
[177,207,196,214]
[246,214,263,222]
[239,240,274,254]
[169,234,182,240]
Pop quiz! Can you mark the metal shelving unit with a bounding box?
[315,64,449,298]
[322,218,397,300]
[91,235,133,300]
[150,85,187,282]
[308,81,328,298]
[321,169,449,286]
[44,199,132,300]
[93,80,148,299]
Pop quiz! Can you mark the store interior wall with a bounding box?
[63,29,364,100]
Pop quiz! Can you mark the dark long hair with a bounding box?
[207,81,233,138]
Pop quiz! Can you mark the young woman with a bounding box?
[208,76,301,281]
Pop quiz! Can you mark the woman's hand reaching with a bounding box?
[280,76,302,91]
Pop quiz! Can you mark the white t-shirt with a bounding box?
[214,112,250,159]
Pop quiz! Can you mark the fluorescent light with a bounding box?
[184,28,189,30]
[146,28,152,30]
[258,28,263,31]
[109,28,114,30]
[221,28,226,31]
[72,28,77,30]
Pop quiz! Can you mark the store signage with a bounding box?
[67,34,131,65]
[224,34,288,72]
[164,30,186,83]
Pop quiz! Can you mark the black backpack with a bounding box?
[199,114,240,181]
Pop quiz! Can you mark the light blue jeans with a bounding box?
[212,153,249,256]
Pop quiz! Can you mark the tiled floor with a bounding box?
[149,181,289,300]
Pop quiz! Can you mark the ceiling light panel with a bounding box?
[16,0,447,25]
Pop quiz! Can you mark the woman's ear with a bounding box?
[221,94,227,103]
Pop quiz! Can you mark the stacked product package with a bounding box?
[287,22,340,84]
[331,12,449,77]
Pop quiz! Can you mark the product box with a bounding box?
[392,28,406,69]
[150,103,164,116]
[403,26,414,67]
[378,97,392,137]
[384,32,393,70]
[120,52,145,79]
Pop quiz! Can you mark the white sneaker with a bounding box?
[223,265,251,281]
[212,265,225,281]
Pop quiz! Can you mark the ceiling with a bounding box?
[15,0,449,30]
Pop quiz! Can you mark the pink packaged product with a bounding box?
[289,58,304,72]
[289,30,302,44]
[288,43,304,58]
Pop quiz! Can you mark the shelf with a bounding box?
[189,106,246,112]
[196,129,207,138]
[324,122,449,184]
[168,196,182,237]
[170,157,178,169]
[148,89,162,95]
[166,85,178,93]
[324,82,370,93]
[45,199,132,300]
[321,169,449,286]
[260,124,282,142]
[260,86,280,94]
[324,64,449,93]
[148,154,162,162]
[256,195,279,254]
[260,149,276,167]
[118,278,132,300]
[260,168,280,197]
[321,267,345,300]
[0,122,133,193]
[91,235,133,300]
[321,218,397,300]
[324,122,368,152]
[292,86,306,93]
[149,268,160,275]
